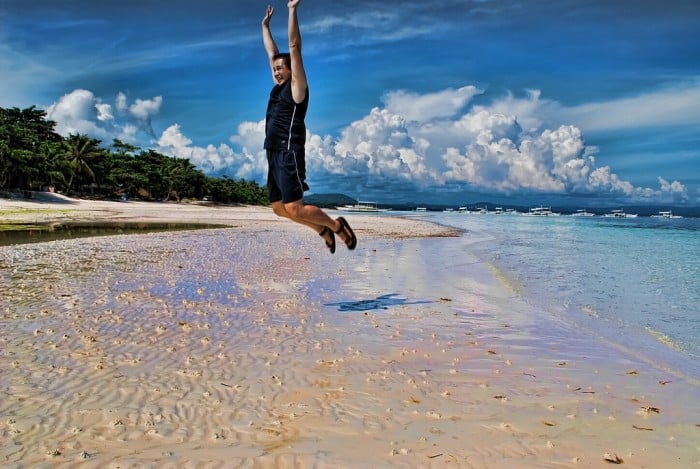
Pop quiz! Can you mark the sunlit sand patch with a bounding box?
[0,205,698,467]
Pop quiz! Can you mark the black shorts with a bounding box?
[266,148,310,203]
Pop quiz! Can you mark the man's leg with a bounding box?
[273,199,338,233]
[273,199,354,247]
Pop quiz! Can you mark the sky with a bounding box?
[2,0,699,207]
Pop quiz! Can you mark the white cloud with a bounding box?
[228,120,265,155]
[383,86,480,123]
[45,90,165,144]
[42,86,690,203]
[658,177,686,194]
[43,88,266,179]
[303,87,689,201]
[116,92,128,114]
[96,103,113,121]
[129,96,162,120]
[45,89,113,140]
[547,80,700,131]
[117,124,140,144]
[157,123,192,148]
[127,96,162,137]
[157,123,266,179]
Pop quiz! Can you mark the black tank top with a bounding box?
[264,80,309,150]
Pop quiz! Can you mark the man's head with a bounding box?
[272,53,291,84]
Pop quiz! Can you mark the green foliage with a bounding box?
[0,106,269,205]
[0,106,62,189]
[204,175,269,205]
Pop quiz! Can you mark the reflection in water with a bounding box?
[0,222,226,246]
[326,293,432,312]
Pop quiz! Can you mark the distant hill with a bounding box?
[304,193,356,208]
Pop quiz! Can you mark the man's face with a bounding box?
[272,58,291,85]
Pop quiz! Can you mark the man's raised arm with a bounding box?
[287,0,307,103]
[262,5,279,80]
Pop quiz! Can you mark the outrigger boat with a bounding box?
[603,209,637,218]
[524,206,560,216]
[335,201,391,213]
[651,210,682,219]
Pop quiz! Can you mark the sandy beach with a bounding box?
[1,195,698,468]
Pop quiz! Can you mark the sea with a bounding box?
[401,211,700,381]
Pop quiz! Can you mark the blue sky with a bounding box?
[2,0,699,206]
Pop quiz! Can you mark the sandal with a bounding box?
[319,226,336,254]
[334,217,357,250]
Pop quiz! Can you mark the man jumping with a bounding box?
[261,1,357,254]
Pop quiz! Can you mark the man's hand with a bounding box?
[288,0,301,8]
[262,5,274,26]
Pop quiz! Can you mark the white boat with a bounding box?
[651,210,682,219]
[603,209,637,218]
[415,207,427,212]
[336,201,391,213]
[524,206,560,216]
[572,209,595,217]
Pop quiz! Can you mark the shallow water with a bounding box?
[414,212,700,380]
[0,221,227,246]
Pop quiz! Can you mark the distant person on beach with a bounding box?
[261,1,356,254]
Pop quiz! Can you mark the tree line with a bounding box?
[0,106,268,205]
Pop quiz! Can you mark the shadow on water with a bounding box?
[325,293,432,312]
[0,221,227,246]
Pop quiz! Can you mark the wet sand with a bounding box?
[1,196,698,467]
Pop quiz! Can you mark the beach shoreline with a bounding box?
[0,193,462,240]
[1,195,698,467]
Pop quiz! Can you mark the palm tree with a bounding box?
[63,134,103,194]
[39,141,68,190]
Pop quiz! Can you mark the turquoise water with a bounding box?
[418,212,700,380]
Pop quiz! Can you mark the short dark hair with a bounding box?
[272,52,291,69]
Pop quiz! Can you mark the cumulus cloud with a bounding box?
[156,123,266,180]
[45,89,114,140]
[128,96,162,137]
[96,103,113,121]
[302,86,689,202]
[383,86,480,123]
[43,86,689,203]
[45,89,163,144]
[43,88,266,179]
